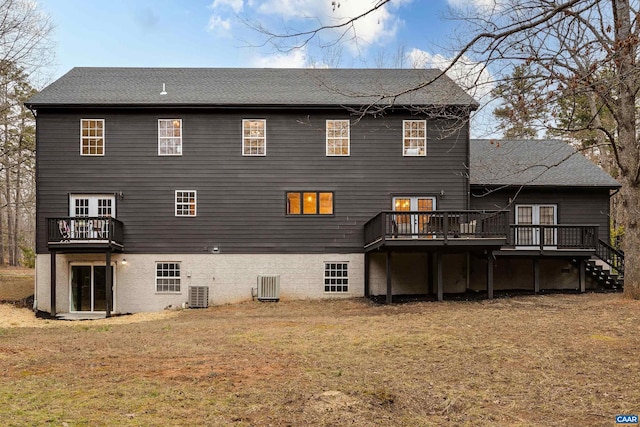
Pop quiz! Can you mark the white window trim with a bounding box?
[80,119,105,156]
[326,119,350,156]
[155,261,182,294]
[175,190,197,217]
[69,194,117,218]
[402,120,427,157]
[324,261,349,294]
[158,119,183,156]
[242,119,267,156]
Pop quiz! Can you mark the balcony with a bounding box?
[47,217,124,252]
[364,210,509,251]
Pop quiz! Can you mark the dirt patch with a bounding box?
[0,293,638,426]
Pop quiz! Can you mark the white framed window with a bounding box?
[175,190,196,217]
[242,119,266,156]
[326,120,350,156]
[403,120,426,156]
[156,262,181,293]
[158,119,182,156]
[80,119,105,156]
[324,262,349,293]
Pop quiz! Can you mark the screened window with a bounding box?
[326,120,350,156]
[80,119,105,156]
[403,120,426,156]
[158,119,182,156]
[242,119,266,156]
[156,262,181,293]
[175,191,196,217]
[324,262,349,293]
[287,192,333,215]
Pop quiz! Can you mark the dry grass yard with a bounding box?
[0,293,638,426]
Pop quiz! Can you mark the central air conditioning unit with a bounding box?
[188,286,209,308]
[257,275,280,301]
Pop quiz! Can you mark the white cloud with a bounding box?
[207,14,232,32]
[251,48,308,67]
[446,0,498,10]
[407,48,494,100]
[254,0,412,52]
[210,0,245,13]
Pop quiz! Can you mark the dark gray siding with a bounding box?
[469,186,612,242]
[37,108,470,254]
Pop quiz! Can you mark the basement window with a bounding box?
[156,262,181,293]
[324,262,349,293]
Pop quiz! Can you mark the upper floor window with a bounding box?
[326,120,350,156]
[80,119,105,156]
[175,190,196,217]
[243,119,266,156]
[286,191,333,215]
[158,119,182,156]
[403,120,426,156]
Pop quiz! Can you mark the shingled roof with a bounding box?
[470,139,620,188]
[26,67,478,108]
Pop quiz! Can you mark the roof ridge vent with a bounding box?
[160,83,167,96]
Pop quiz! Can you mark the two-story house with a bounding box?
[26,68,622,316]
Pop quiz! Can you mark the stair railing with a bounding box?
[595,239,625,277]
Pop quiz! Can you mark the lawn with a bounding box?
[0,294,638,426]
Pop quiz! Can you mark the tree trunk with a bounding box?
[612,0,640,297]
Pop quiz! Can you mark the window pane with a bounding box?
[303,192,317,214]
[80,119,104,156]
[287,192,301,214]
[327,120,350,156]
[243,119,266,156]
[158,119,182,156]
[403,120,426,156]
[319,192,333,214]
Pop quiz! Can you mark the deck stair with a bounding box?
[576,239,624,290]
[584,259,623,289]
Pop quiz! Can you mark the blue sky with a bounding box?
[39,0,472,79]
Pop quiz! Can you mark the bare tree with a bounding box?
[0,0,53,78]
[0,0,51,265]
[254,0,640,298]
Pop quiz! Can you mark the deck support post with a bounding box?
[427,252,434,295]
[579,259,586,293]
[533,258,540,294]
[364,252,370,298]
[487,253,494,300]
[105,250,112,318]
[436,252,443,302]
[386,251,392,304]
[50,250,57,317]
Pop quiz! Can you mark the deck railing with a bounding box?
[364,210,509,246]
[48,217,124,247]
[506,224,598,250]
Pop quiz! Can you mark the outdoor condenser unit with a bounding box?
[257,275,280,301]
[188,286,209,308]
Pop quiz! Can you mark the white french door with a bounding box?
[392,196,436,236]
[69,194,116,239]
[515,204,557,248]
